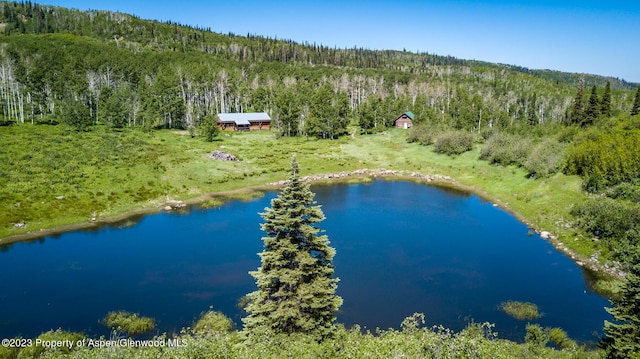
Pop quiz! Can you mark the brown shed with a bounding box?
[394,111,415,129]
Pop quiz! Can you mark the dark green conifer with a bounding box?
[583,85,599,126]
[631,86,640,116]
[570,81,585,125]
[602,253,640,358]
[600,81,612,118]
[243,157,342,340]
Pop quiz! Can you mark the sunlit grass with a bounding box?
[500,301,543,320]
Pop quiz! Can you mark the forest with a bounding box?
[2,1,640,358]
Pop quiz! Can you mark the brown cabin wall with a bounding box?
[250,122,271,130]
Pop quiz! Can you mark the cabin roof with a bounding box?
[217,112,271,123]
[404,111,415,120]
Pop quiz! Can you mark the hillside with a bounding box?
[0,1,637,133]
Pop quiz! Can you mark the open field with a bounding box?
[0,125,599,273]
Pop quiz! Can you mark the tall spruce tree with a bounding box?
[584,85,600,126]
[570,80,585,125]
[243,157,342,340]
[632,86,640,116]
[600,81,612,118]
[602,253,640,358]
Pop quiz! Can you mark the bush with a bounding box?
[479,133,532,167]
[525,324,548,349]
[500,301,542,320]
[16,329,84,358]
[606,182,640,203]
[433,131,474,156]
[565,130,640,189]
[193,310,234,333]
[103,311,155,335]
[524,138,567,178]
[571,198,640,262]
[546,327,577,350]
[406,124,443,146]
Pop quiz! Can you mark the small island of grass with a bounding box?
[500,301,543,321]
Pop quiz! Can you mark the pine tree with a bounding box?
[243,157,342,340]
[570,80,585,125]
[631,86,640,116]
[602,254,640,359]
[584,85,600,126]
[600,81,612,118]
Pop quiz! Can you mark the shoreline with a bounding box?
[0,168,619,280]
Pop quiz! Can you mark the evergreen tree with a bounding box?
[198,113,219,142]
[632,86,640,116]
[602,253,640,359]
[584,85,600,126]
[600,81,612,118]
[570,81,585,125]
[243,157,342,340]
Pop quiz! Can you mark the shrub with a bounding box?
[546,327,577,350]
[525,323,548,349]
[500,301,542,320]
[193,310,234,333]
[433,131,474,156]
[524,138,567,178]
[406,124,443,145]
[571,198,640,262]
[479,133,532,167]
[15,329,84,358]
[103,311,155,335]
[565,130,640,189]
[606,182,640,203]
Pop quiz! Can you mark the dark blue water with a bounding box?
[0,180,610,344]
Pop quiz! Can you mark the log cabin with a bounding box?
[217,112,271,131]
[394,111,415,129]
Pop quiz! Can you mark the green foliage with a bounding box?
[631,86,640,116]
[406,123,443,145]
[500,301,543,320]
[525,323,548,349]
[524,138,567,178]
[243,157,342,340]
[606,183,640,203]
[566,130,640,190]
[399,312,425,334]
[199,114,219,142]
[584,85,600,126]
[602,255,640,359]
[547,327,578,350]
[61,98,92,131]
[571,198,640,262]
[15,329,83,358]
[103,311,155,335]
[433,130,475,156]
[274,89,301,136]
[479,132,532,167]
[570,82,585,125]
[193,310,234,333]
[600,81,612,118]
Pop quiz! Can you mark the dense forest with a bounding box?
[0,1,637,137]
[2,1,640,358]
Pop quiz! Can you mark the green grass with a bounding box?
[500,301,543,321]
[103,311,155,335]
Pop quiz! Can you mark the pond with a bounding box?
[0,180,610,344]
